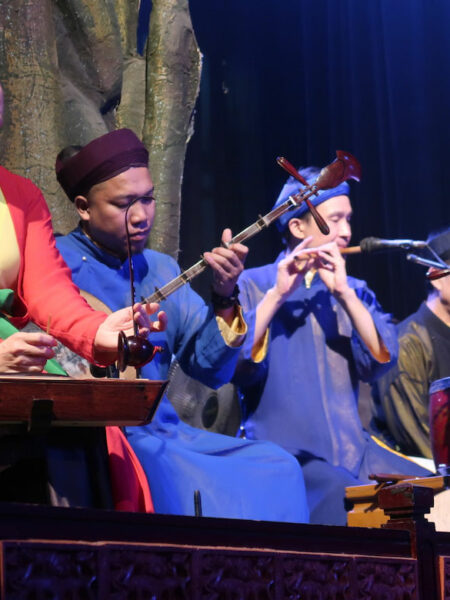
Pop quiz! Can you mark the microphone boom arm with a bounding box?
[406,253,448,270]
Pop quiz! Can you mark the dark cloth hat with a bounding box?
[428,228,450,263]
[55,128,149,201]
[272,166,350,233]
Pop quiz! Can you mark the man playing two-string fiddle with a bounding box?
[235,166,429,526]
[374,227,450,460]
[53,128,309,523]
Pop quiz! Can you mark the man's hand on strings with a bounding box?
[204,228,248,298]
[138,302,168,334]
[93,302,167,364]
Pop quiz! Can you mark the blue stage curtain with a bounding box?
[181,0,450,320]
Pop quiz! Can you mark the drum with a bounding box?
[429,377,450,475]
[166,360,242,436]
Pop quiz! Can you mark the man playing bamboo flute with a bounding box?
[235,166,429,526]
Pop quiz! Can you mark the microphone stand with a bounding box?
[406,254,447,270]
[340,239,449,281]
[406,243,448,272]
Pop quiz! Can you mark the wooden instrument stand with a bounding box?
[0,375,167,429]
[346,475,450,529]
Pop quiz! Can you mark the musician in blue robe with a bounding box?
[235,167,429,525]
[54,129,309,523]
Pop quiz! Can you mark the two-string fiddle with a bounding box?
[117,198,163,373]
[119,151,361,370]
[276,151,362,236]
[142,151,361,306]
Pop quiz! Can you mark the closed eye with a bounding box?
[115,195,155,209]
[139,195,155,204]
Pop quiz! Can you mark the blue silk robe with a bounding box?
[236,254,429,525]
[56,228,309,522]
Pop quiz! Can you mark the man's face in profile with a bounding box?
[289,195,353,249]
[76,167,155,259]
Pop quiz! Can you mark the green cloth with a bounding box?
[0,289,67,375]
[0,289,14,313]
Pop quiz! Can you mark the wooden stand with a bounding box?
[346,475,450,528]
[0,375,168,427]
[4,379,450,597]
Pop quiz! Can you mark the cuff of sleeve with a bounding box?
[353,324,392,364]
[251,327,269,362]
[215,304,247,348]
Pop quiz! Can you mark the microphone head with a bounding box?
[359,236,427,253]
[359,237,382,253]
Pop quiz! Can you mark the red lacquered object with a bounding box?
[429,377,450,474]
[118,331,163,372]
[276,152,361,236]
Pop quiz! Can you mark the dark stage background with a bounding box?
[180,0,449,321]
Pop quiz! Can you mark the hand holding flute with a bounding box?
[254,239,363,346]
[291,241,351,297]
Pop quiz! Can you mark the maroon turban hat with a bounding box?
[55,128,149,201]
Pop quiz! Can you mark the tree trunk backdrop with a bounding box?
[0,0,201,258]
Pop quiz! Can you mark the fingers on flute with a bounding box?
[291,254,314,274]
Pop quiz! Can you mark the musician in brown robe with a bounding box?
[374,227,450,459]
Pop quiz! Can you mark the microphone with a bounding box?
[359,237,427,253]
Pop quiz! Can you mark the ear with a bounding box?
[74,195,90,221]
[287,218,305,241]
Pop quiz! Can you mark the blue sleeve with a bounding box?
[350,281,399,383]
[162,263,244,390]
[57,238,244,390]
